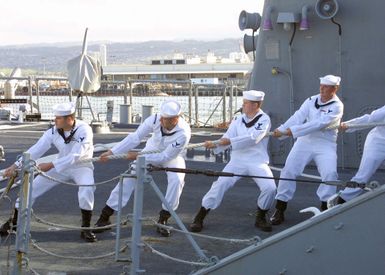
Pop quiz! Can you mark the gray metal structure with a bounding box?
[190,1,385,273]
[194,184,385,275]
[127,156,211,274]
[13,153,34,275]
[243,0,385,168]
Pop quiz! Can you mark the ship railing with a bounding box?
[0,76,247,127]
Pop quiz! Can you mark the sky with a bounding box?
[0,0,264,46]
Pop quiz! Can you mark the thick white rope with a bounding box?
[326,122,385,130]
[76,122,385,165]
[4,121,383,190]
[267,122,385,136]
[76,140,218,165]
[2,121,383,179]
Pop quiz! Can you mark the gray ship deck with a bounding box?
[0,122,383,274]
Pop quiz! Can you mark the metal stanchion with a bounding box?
[114,170,134,262]
[130,156,146,274]
[195,86,199,127]
[13,153,34,275]
[147,180,209,262]
[188,83,193,124]
[114,175,124,261]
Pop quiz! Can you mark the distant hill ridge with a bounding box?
[0,39,241,73]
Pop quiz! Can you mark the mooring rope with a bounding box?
[266,122,385,136]
[76,140,220,165]
[326,122,385,130]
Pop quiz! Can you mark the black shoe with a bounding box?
[270,210,285,225]
[93,219,112,233]
[336,196,346,205]
[0,220,12,237]
[81,209,97,242]
[255,207,272,232]
[80,230,97,242]
[93,205,114,233]
[320,201,328,211]
[156,210,171,237]
[156,225,171,237]
[189,207,210,233]
[0,209,18,237]
[270,200,287,225]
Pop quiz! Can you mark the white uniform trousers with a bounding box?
[16,167,95,210]
[201,160,276,210]
[106,156,186,211]
[340,143,385,201]
[275,140,338,202]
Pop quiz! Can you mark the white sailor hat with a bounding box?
[243,90,265,101]
[160,100,182,118]
[52,102,76,117]
[319,75,341,86]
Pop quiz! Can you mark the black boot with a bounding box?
[156,209,172,237]
[189,207,210,232]
[337,196,346,205]
[93,205,114,233]
[255,207,272,232]
[0,209,18,237]
[320,201,328,211]
[80,209,97,242]
[270,200,287,225]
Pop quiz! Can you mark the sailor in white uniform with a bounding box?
[270,75,344,225]
[94,100,191,237]
[336,105,385,203]
[0,102,97,242]
[189,90,276,233]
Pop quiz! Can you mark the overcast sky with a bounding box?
[0,0,264,46]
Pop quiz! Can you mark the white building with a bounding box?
[100,44,107,66]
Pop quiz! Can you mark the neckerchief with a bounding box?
[161,127,177,137]
[315,98,336,109]
[242,114,263,128]
[58,121,78,144]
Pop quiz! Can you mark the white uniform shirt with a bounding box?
[216,110,271,164]
[278,94,344,143]
[111,114,191,165]
[345,105,385,141]
[16,120,94,172]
